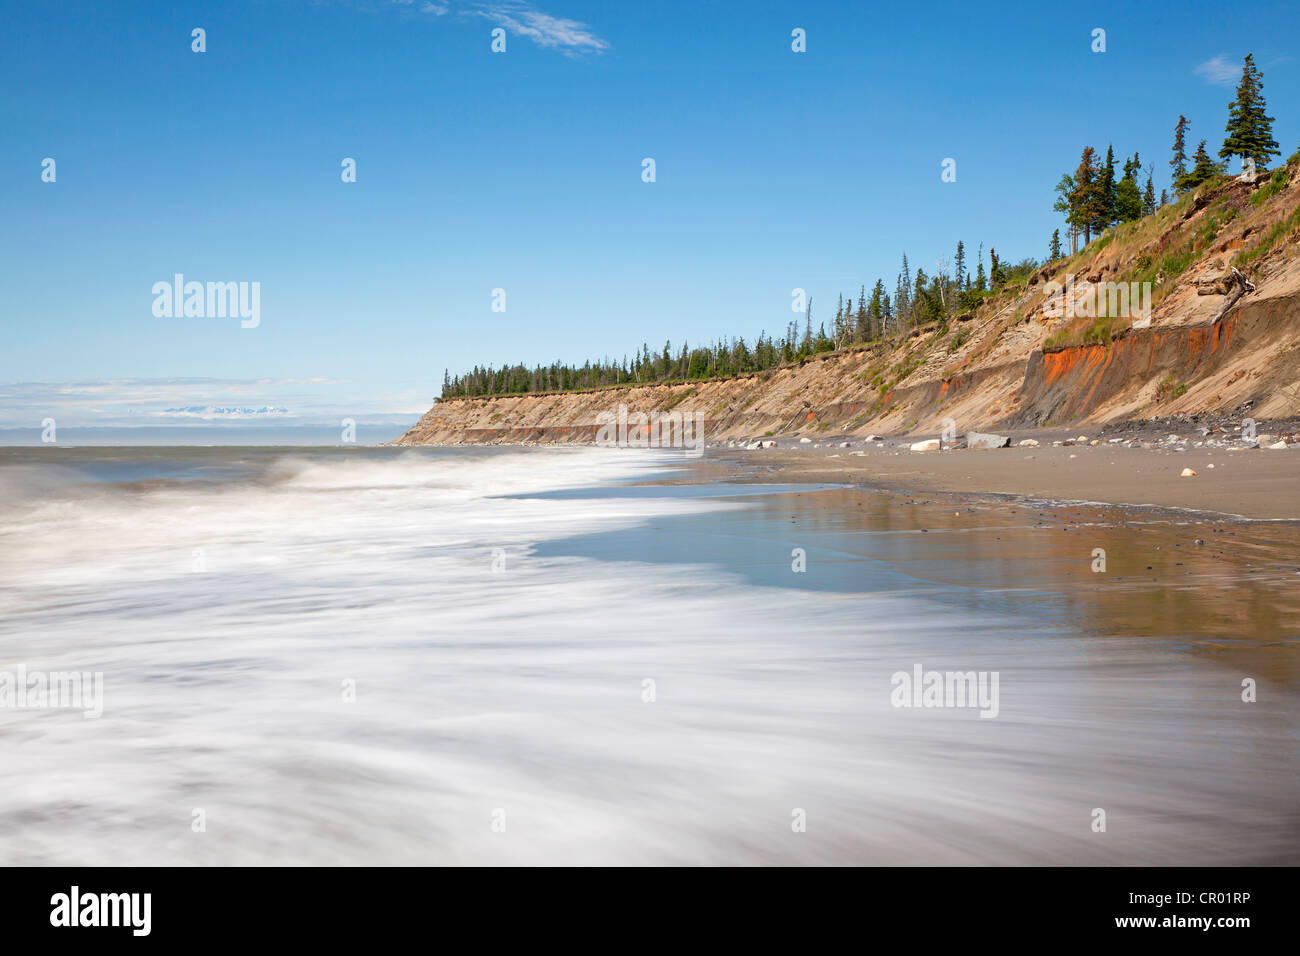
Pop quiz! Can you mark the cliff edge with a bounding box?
[396,166,1300,446]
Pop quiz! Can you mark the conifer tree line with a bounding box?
[1053,145,1158,249]
[1052,53,1283,255]
[442,55,1293,401]
[440,243,1040,398]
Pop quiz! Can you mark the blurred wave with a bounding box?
[0,446,1295,865]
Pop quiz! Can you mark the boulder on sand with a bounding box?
[910,439,941,452]
[1017,438,1040,447]
[966,431,1010,450]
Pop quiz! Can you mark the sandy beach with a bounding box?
[699,426,1300,521]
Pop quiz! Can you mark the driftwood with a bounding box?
[1212,267,1257,322]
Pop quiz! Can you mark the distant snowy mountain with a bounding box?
[159,406,291,419]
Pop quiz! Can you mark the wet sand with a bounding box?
[710,441,1300,520]
[666,449,1300,689]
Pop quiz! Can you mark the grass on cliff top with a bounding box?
[1234,201,1300,267]
[1232,164,1298,267]
[1251,167,1290,206]
[1042,181,1262,350]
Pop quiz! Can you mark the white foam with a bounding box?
[0,447,1294,864]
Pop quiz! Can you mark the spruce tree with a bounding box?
[1142,172,1156,216]
[813,323,831,353]
[1115,155,1143,222]
[989,248,1005,288]
[1185,139,1222,189]
[897,253,912,325]
[1099,145,1117,228]
[1069,147,1103,242]
[1049,228,1062,261]
[1219,53,1280,170]
[1171,115,1190,191]
[911,267,938,325]
[869,279,885,338]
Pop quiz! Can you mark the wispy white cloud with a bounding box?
[1195,54,1239,86]
[474,3,609,54]
[389,0,608,54]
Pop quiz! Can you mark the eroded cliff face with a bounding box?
[395,170,1300,446]
[1013,282,1300,427]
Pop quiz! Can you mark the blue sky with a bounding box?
[3,0,1298,437]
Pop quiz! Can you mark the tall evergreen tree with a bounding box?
[954,241,966,290]
[1099,145,1117,228]
[895,254,913,328]
[912,267,940,324]
[1115,154,1143,222]
[869,279,885,338]
[988,248,1005,288]
[1142,170,1156,216]
[1049,228,1062,261]
[1069,146,1103,243]
[1170,115,1190,191]
[1219,53,1280,170]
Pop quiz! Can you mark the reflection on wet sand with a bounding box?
[663,459,1300,685]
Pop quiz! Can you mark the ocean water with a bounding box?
[0,445,1295,865]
